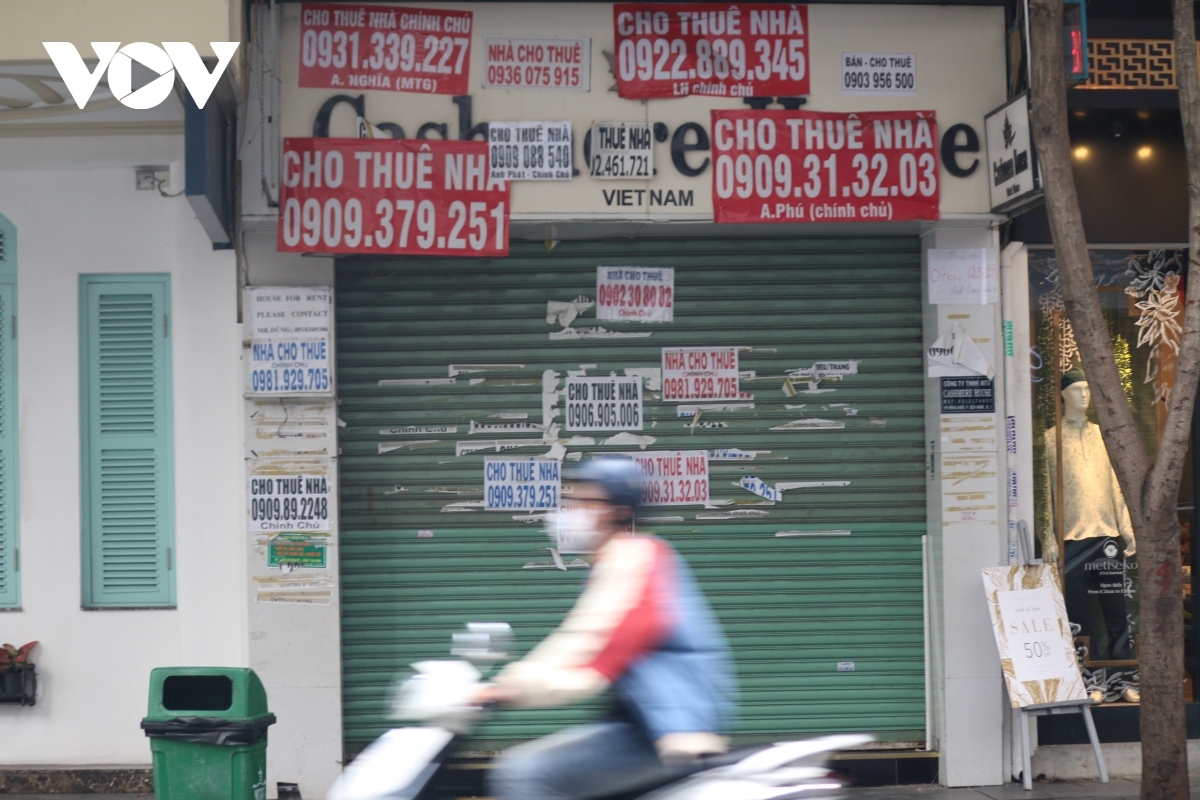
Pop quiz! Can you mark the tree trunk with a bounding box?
[1029,1,1197,797]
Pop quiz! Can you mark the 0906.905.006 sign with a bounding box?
[278,138,510,257]
[711,109,939,224]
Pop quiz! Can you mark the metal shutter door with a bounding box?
[336,236,926,751]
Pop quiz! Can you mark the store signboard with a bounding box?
[299,3,472,94]
[590,122,654,179]
[662,347,739,401]
[710,109,940,224]
[484,36,590,90]
[278,138,509,256]
[613,3,809,99]
[597,266,674,322]
[487,122,573,181]
[565,376,644,431]
[985,93,1041,213]
[247,286,334,396]
[630,450,710,505]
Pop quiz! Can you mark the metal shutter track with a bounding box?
[336,236,926,751]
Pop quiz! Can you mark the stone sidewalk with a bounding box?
[844,779,1180,799]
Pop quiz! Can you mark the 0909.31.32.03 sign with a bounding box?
[711,109,939,223]
[278,138,510,256]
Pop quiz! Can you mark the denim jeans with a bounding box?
[489,723,693,800]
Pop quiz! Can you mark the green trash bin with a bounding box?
[140,667,277,800]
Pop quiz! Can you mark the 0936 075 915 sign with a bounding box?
[278,138,510,257]
[710,109,939,224]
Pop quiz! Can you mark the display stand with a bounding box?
[1016,699,1107,791]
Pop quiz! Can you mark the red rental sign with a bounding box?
[299,3,472,95]
[711,110,940,224]
[278,138,510,257]
[613,3,808,99]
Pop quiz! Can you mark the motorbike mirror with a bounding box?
[451,622,513,664]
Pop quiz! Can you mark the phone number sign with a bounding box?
[278,138,509,256]
[613,3,808,99]
[485,458,561,511]
[631,451,710,506]
[299,3,472,95]
[711,110,940,224]
[662,347,739,401]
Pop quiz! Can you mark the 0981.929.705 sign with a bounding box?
[277,137,510,257]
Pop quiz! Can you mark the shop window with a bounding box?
[1030,249,1190,703]
[80,274,174,608]
[0,215,17,609]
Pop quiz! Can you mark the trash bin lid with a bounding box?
[144,667,270,722]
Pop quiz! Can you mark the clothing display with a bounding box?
[1044,419,1135,553]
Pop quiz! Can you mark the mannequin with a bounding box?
[1044,367,1138,695]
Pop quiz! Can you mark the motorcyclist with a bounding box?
[472,457,737,800]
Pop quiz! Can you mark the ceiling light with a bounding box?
[1137,146,1152,159]
[1074,146,1090,160]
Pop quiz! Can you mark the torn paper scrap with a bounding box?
[602,432,657,449]
[381,426,458,435]
[775,530,852,537]
[739,475,781,502]
[775,481,851,491]
[696,509,770,520]
[546,296,595,327]
[469,421,545,435]
[380,377,457,386]
[927,322,994,379]
[449,364,526,376]
[624,368,662,391]
[490,412,529,419]
[441,501,485,512]
[769,419,845,431]
[455,439,546,456]
[708,448,770,461]
[640,516,685,522]
[677,403,754,417]
[550,327,652,341]
[380,440,441,453]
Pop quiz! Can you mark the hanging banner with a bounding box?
[278,138,509,256]
[662,347,739,401]
[487,122,573,181]
[484,457,561,510]
[631,450,710,505]
[246,286,334,396]
[711,109,940,224]
[590,123,654,179]
[613,3,809,99]
[565,376,643,431]
[299,3,472,95]
[597,266,674,322]
[484,36,590,90]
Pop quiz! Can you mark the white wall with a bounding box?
[0,144,246,765]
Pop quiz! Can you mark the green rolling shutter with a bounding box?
[80,274,175,608]
[336,236,926,751]
[0,215,17,608]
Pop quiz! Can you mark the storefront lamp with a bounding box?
[1073,146,1089,160]
[1137,146,1153,160]
[1063,0,1089,83]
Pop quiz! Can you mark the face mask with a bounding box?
[545,506,607,553]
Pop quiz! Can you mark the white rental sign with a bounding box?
[590,122,653,179]
[248,460,333,533]
[928,248,999,305]
[841,52,916,95]
[597,267,674,323]
[662,347,739,401]
[484,36,590,91]
[565,376,643,431]
[484,457,561,510]
[247,286,333,396]
[488,121,572,181]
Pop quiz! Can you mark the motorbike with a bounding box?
[328,623,870,800]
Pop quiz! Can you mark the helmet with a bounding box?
[565,457,644,514]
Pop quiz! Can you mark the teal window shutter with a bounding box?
[80,274,174,607]
[0,215,18,608]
